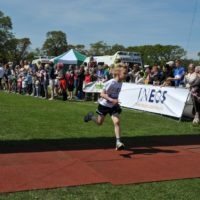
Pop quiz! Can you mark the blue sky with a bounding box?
[1,0,200,58]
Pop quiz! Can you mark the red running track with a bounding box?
[0,137,200,193]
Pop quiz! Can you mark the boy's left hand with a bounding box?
[111,99,120,105]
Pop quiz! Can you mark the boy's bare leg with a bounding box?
[91,114,105,125]
[111,114,120,139]
[111,114,124,150]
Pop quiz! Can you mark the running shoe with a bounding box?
[116,141,125,151]
[84,112,94,122]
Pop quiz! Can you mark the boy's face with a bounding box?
[118,68,127,81]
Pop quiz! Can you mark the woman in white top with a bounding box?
[184,63,197,88]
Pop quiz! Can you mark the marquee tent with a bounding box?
[50,49,86,65]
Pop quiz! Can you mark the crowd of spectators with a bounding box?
[0,58,199,124]
[127,59,200,124]
[0,59,111,101]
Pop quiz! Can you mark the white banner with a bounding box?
[119,83,190,118]
[83,81,190,118]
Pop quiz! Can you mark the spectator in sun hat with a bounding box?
[166,61,174,67]
[167,59,185,87]
[144,64,150,68]
[160,63,174,86]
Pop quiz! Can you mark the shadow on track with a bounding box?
[0,135,200,154]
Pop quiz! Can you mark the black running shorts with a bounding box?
[96,104,122,116]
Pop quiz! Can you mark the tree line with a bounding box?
[0,10,199,66]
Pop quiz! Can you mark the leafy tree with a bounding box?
[198,52,200,60]
[7,38,31,63]
[181,58,199,69]
[25,48,44,62]
[67,44,75,50]
[34,47,43,56]
[74,44,85,51]
[68,44,88,55]
[42,31,68,56]
[106,44,126,55]
[25,52,36,61]
[127,44,186,66]
[0,11,12,30]
[89,41,110,56]
[0,10,13,62]
[16,38,31,59]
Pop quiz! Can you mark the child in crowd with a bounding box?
[17,74,23,94]
[35,77,40,97]
[26,70,33,95]
[11,69,18,93]
[48,62,56,100]
[73,66,79,95]
[76,66,85,100]
[135,71,145,84]
[57,63,67,101]
[21,74,27,95]
[84,63,127,150]
[66,69,74,100]
[42,64,50,99]
[54,66,59,97]
[84,68,92,101]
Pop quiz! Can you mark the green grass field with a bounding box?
[0,92,200,200]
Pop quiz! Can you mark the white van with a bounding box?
[84,51,142,67]
[32,56,54,67]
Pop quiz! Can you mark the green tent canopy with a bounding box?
[50,49,86,65]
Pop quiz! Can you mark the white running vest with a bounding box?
[98,79,122,108]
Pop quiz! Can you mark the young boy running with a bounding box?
[84,63,127,150]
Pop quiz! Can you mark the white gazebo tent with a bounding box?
[50,49,86,65]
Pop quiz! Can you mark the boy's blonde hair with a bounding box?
[113,63,127,77]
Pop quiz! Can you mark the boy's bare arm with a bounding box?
[100,90,119,105]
